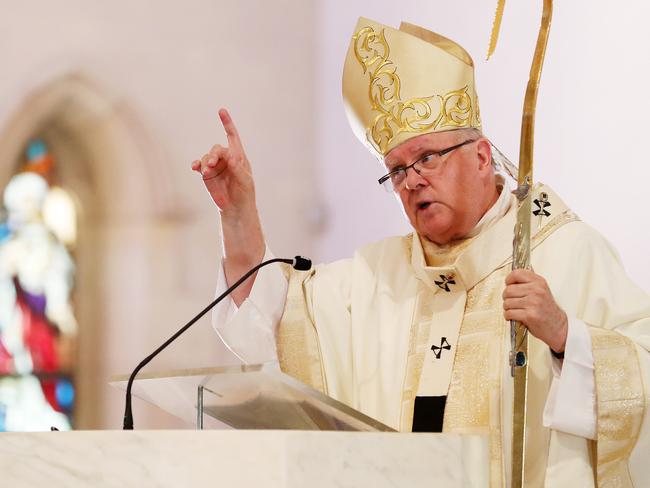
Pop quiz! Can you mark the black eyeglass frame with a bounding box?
[377,139,477,191]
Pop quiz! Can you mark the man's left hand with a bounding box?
[503,269,568,353]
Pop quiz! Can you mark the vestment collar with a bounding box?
[410,184,577,293]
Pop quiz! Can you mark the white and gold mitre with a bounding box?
[342,17,482,158]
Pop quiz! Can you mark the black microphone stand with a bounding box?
[123,256,310,430]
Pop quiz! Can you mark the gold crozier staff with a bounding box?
[488,0,554,486]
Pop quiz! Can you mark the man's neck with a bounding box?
[466,178,509,239]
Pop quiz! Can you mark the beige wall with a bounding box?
[1,0,648,429]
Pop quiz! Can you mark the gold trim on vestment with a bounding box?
[590,328,645,487]
[398,283,435,431]
[276,267,327,394]
[533,209,580,245]
[444,268,509,487]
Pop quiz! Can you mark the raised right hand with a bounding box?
[191,108,256,216]
[192,109,265,302]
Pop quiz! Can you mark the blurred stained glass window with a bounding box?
[0,140,78,431]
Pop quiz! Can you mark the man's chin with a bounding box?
[414,214,453,242]
[418,224,454,245]
[423,234,453,246]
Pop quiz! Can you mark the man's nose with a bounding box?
[403,166,427,190]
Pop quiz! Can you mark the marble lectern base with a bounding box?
[1,430,487,487]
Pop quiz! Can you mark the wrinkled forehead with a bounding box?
[383,129,471,166]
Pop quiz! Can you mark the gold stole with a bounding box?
[442,266,511,485]
[276,266,327,393]
[589,329,645,486]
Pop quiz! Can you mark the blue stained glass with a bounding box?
[55,379,75,411]
[0,223,10,242]
[26,140,47,161]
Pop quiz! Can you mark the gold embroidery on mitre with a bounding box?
[352,26,475,154]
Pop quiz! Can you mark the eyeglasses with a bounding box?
[378,139,477,192]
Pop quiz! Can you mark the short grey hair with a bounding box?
[455,127,518,182]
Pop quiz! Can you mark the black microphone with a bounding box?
[122,255,312,430]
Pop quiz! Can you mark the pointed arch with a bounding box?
[0,73,180,428]
[0,73,179,220]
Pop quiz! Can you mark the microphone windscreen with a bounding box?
[292,256,312,271]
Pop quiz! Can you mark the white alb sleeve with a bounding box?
[211,247,288,364]
[542,317,597,440]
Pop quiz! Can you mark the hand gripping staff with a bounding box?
[488,1,553,486]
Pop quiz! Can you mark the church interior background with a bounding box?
[1,0,648,430]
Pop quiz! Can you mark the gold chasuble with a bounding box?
[276,185,650,487]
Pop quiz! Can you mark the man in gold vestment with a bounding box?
[192,18,650,487]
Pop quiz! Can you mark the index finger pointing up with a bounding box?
[218,108,244,154]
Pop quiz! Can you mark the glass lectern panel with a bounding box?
[111,363,395,432]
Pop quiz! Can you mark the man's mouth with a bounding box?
[417,202,432,210]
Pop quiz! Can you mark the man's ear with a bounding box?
[476,139,492,171]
